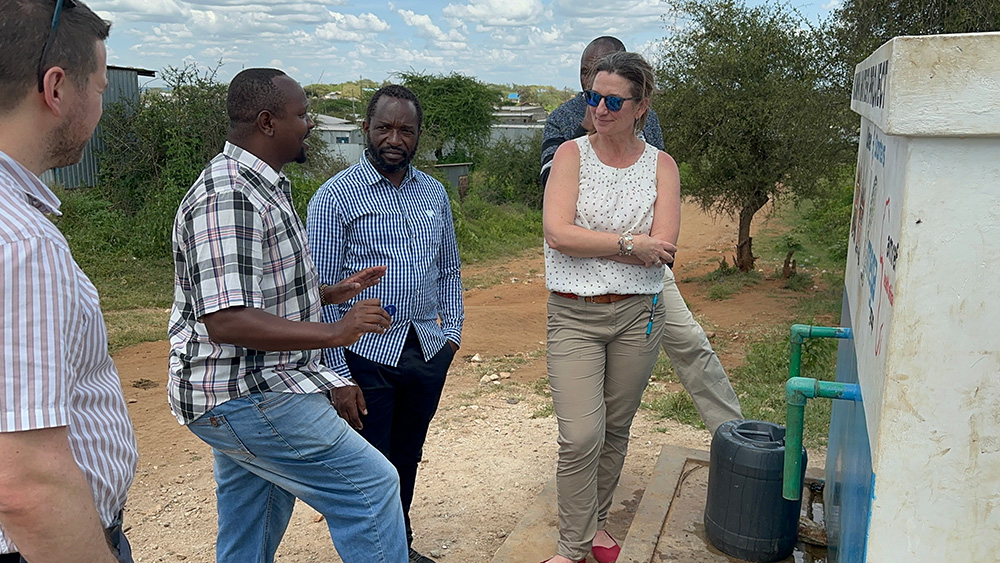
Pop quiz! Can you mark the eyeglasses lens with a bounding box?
[583,90,625,112]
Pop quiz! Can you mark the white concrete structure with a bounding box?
[845,32,1000,561]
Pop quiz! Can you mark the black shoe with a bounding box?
[408,547,437,563]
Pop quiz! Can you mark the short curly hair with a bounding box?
[227,68,289,140]
[365,84,423,129]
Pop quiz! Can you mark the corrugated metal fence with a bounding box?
[40,65,155,188]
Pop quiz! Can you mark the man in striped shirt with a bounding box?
[169,69,405,563]
[0,1,137,562]
[307,84,464,563]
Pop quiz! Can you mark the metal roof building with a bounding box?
[40,65,156,188]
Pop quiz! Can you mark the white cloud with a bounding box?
[315,12,390,42]
[397,9,465,43]
[821,0,841,10]
[443,0,545,27]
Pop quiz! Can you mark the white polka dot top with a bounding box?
[545,135,665,296]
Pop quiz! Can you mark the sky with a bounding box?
[90,0,842,90]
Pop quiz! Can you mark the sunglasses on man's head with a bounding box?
[582,89,640,112]
[37,0,78,92]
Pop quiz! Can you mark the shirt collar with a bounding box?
[358,150,415,188]
[223,141,289,190]
[0,150,63,216]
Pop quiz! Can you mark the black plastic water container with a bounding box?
[704,420,807,562]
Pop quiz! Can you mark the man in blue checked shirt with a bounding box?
[307,84,464,563]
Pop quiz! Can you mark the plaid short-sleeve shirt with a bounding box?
[168,142,352,425]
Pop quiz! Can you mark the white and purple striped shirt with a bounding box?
[168,143,353,426]
[0,150,138,553]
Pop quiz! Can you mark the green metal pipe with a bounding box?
[783,377,862,500]
[788,324,854,380]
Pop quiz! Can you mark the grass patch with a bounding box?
[643,352,704,428]
[104,309,170,354]
[645,391,703,427]
[453,197,543,265]
[531,403,554,418]
[684,258,763,301]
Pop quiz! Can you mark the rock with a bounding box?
[798,516,827,546]
[470,354,483,363]
[506,398,519,405]
[313,513,325,523]
[479,375,492,384]
[705,331,716,339]
[498,372,511,379]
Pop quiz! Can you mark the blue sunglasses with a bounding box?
[582,89,641,112]
[37,0,78,92]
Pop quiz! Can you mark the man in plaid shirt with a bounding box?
[168,68,406,563]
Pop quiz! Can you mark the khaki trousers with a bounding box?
[547,292,664,560]
[659,267,743,435]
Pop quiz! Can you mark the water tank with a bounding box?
[704,420,806,562]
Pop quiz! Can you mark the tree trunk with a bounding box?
[735,191,770,272]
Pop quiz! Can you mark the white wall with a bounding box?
[847,33,1000,562]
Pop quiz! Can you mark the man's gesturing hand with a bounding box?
[329,298,391,347]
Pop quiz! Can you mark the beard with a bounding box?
[366,135,417,174]
[46,108,91,169]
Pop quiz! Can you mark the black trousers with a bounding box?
[344,327,454,545]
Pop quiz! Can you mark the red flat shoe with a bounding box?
[592,532,621,563]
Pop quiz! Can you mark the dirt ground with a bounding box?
[114,202,824,561]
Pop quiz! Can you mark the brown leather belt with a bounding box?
[552,291,639,304]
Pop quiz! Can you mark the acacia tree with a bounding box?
[655,0,845,271]
[396,71,501,161]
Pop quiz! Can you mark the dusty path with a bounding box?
[114,202,817,562]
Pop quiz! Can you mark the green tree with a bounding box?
[396,71,502,161]
[655,0,844,271]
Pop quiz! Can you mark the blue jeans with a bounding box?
[188,392,407,563]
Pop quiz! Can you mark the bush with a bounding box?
[451,195,542,263]
[802,168,854,261]
[470,132,543,209]
[96,64,341,259]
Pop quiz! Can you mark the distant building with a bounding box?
[40,65,156,188]
[313,114,365,163]
[492,104,547,125]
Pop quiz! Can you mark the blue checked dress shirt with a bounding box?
[307,152,464,377]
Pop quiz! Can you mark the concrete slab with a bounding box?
[492,445,828,563]
[489,471,646,563]
[619,446,709,563]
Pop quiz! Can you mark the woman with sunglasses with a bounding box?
[540,51,680,563]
